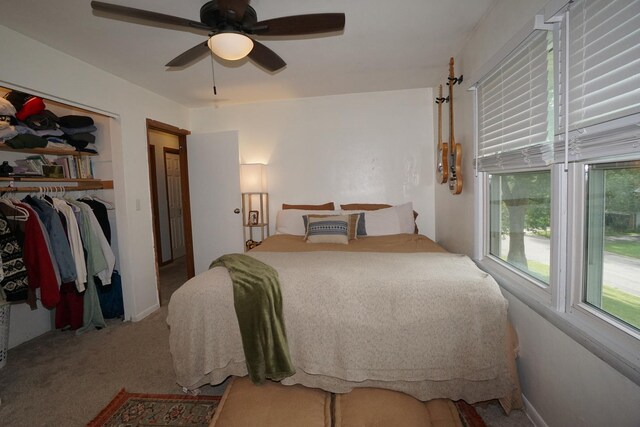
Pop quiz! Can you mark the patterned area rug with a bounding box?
[87,389,221,427]
[455,400,488,427]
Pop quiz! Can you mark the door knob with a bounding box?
[233,208,240,214]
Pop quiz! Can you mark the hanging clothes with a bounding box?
[23,196,77,283]
[15,201,62,288]
[10,201,61,308]
[67,199,108,333]
[0,190,118,330]
[55,282,84,331]
[0,210,29,302]
[0,200,26,303]
[72,200,116,285]
[79,198,111,244]
[53,198,87,292]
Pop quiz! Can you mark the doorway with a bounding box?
[164,148,186,260]
[146,119,195,306]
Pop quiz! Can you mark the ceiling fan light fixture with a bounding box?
[208,32,254,60]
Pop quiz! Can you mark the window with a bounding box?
[489,171,552,284]
[473,0,640,382]
[476,21,554,289]
[585,161,640,330]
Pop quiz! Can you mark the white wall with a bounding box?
[1,24,189,347]
[148,129,180,264]
[188,88,436,239]
[437,0,640,425]
[505,291,640,427]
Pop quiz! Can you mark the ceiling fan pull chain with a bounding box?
[210,51,218,95]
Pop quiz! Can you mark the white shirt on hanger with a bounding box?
[53,198,87,292]
[79,202,115,285]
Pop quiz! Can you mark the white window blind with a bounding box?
[564,0,640,131]
[477,30,554,171]
[554,0,640,162]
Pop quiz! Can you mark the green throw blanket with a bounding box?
[209,254,295,384]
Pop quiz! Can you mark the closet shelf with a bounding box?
[0,180,113,193]
[0,177,101,182]
[0,143,97,157]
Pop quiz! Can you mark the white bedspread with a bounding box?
[167,251,515,403]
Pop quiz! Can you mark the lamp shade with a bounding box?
[240,163,267,193]
[208,33,254,61]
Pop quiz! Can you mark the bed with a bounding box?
[167,227,522,412]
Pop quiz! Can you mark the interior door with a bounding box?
[165,150,185,259]
[187,131,243,274]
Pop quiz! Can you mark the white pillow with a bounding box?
[362,202,415,236]
[275,209,341,235]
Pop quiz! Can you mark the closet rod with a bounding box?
[0,180,113,193]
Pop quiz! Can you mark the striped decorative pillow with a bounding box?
[303,214,361,240]
[305,215,350,244]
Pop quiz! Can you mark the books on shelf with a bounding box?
[7,152,94,180]
[52,157,70,178]
[26,154,52,174]
[52,156,93,179]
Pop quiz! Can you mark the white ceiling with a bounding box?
[0,0,495,108]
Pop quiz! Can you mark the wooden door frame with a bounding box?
[146,119,195,280]
[163,146,181,262]
[147,144,168,268]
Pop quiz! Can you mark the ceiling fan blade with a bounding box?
[248,40,286,72]
[91,1,213,33]
[217,0,249,21]
[166,41,211,67]
[251,13,345,36]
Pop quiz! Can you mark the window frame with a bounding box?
[476,165,558,309]
[567,158,640,342]
[485,168,554,288]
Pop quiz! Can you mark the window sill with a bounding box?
[476,257,640,388]
[480,256,552,306]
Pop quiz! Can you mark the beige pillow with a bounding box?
[340,203,419,233]
[363,202,415,236]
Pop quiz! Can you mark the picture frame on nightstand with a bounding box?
[248,210,259,225]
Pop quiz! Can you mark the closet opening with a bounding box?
[145,119,194,306]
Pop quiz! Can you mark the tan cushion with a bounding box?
[283,202,335,210]
[210,376,331,427]
[334,388,463,427]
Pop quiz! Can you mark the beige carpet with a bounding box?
[0,266,532,426]
[159,256,188,306]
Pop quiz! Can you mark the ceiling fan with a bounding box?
[90,1,345,72]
